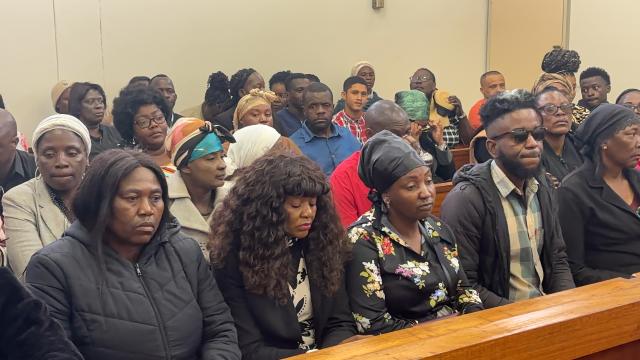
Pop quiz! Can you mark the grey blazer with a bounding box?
[3,177,68,279]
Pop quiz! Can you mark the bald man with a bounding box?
[330,100,413,227]
[0,110,36,198]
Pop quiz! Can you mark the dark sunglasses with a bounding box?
[490,126,547,143]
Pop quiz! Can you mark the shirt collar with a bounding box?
[339,110,365,125]
[490,160,539,198]
[300,122,339,143]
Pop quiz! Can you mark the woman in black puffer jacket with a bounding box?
[25,149,240,360]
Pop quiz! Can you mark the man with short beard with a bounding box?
[440,90,574,309]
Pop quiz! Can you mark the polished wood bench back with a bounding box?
[432,181,453,218]
[290,276,640,359]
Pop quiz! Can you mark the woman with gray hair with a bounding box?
[3,114,90,278]
[557,104,640,286]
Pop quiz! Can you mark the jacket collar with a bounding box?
[35,177,69,240]
[167,172,226,233]
[582,160,640,216]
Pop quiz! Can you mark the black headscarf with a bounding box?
[575,103,640,159]
[358,130,426,204]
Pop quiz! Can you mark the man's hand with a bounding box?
[448,95,465,116]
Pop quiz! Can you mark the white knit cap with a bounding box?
[32,114,92,161]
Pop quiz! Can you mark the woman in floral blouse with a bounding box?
[346,130,483,335]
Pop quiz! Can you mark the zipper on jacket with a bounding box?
[135,263,171,360]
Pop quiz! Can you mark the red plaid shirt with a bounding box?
[332,110,367,143]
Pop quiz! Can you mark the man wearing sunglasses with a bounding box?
[440,90,574,309]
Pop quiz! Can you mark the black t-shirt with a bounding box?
[1,150,36,199]
[89,125,123,159]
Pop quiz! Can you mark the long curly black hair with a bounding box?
[209,153,347,304]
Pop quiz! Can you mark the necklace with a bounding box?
[46,186,76,222]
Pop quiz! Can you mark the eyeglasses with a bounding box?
[622,104,640,112]
[490,126,547,143]
[538,103,574,115]
[134,113,166,129]
[409,75,433,82]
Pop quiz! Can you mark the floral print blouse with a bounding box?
[346,209,483,335]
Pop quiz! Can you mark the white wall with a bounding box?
[568,0,640,103]
[0,0,488,139]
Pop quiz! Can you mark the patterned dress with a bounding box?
[346,208,483,334]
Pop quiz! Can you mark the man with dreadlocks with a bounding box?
[213,68,266,131]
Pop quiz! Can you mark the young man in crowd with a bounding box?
[332,76,369,143]
[149,74,182,126]
[468,71,507,130]
[290,82,360,176]
[578,67,611,111]
[440,90,575,309]
[276,73,311,136]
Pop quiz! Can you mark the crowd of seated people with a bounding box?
[0,47,639,359]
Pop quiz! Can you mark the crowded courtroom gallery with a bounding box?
[2,1,640,359]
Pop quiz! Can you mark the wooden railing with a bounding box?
[289,275,640,359]
[451,146,470,170]
[432,182,453,218]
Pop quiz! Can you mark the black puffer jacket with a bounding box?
[25,220,240,360]
[440,162,575,308]
[0,267,83,360]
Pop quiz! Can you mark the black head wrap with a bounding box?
[541,46,581,74]
[575,104,640,159]
[358,130,426,205]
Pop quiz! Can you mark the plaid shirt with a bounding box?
[491,161,544,301]
[332,110,367,144]
[443,116,460,148]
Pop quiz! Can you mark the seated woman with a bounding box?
[395,90,455,182]
[532,72,590,129]
[25,149,240,360]
[112,87,175,174]
[165,118,236,259]
[558,104,640,286]
[181,71,233,123]
[225,124,301,178]
[232,89,278,131]
[346,130,483,335]
[535,87,583,185]
[4,114,90,279]
[68,82,122,158]
[209,153,358,359]
[213,68,266,130]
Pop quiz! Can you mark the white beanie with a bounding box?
[32,114,92,161]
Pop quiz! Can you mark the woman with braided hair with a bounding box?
[539,46,590,126]
[213,68,266,131]
[181,71,233,123]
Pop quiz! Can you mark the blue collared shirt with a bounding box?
[290,122,361,176]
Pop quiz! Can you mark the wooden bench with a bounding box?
[432,181,453,218]
[289,275,640,359]
[451,146,470,170]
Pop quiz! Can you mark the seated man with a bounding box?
[578,67,611,111]
[0,109,36,198]
[276,73,311,136]
[149,74,182,126]
[330,100,412,227]
[409,67,474,146]
[290,82,360,176]
[332,76,369,143]
[440,90,574,309]
[468,71,506,130]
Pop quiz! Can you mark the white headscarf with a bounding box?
[225,124,280,176]
[32,114,92,161]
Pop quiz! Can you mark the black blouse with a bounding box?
[558,161,640,286]
[346,209,483,335]
[542,135,583,182]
